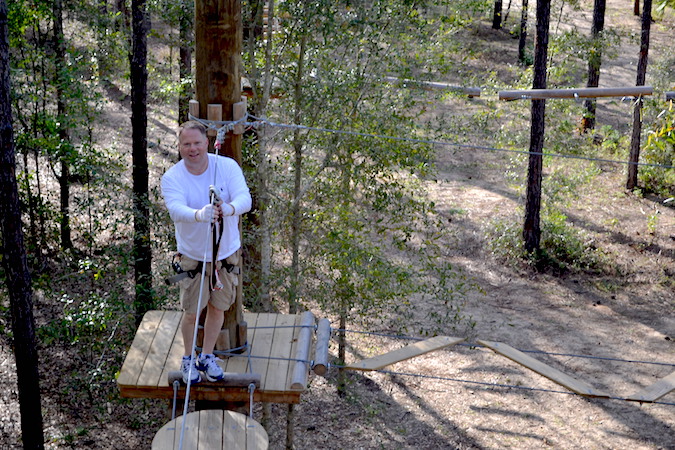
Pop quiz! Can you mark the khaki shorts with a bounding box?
[178,252,239,314]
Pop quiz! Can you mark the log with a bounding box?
[499,86,653,101]
[168,370,261,388]
[312,318,331,376]
[290,311,315,390]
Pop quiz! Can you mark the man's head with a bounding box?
[178,121,209,174]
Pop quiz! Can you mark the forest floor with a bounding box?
[1,0,675,449]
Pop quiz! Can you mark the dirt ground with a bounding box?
[1,0,674,449]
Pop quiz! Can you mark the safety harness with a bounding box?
[164,184,240,288]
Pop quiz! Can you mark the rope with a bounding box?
[189,113,675,170]
[171,380,180,421]
[202,349,675,406]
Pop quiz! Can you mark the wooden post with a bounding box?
[193,0,246,355]
[195,0,243,163]
[312,318,331,376]
[290,311,315,390]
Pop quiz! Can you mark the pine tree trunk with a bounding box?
[626,0,652,190]
[518,0,529,64]
[523,0,550,254]
[289,35,307,315]
[493,0,503,29]
[131,0,153,325]
[582,0,606,131]
[178,0,192,124]
[0,1,45,445]
[53,0,72,249]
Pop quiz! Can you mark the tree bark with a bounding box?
[523,0,551,254]
[53,0,73,250]
[178,0,193,124]
[493,0,503,29]
[626,0,652,190]
[582,0,606,131]
[518,0,529,64]
[130,0,153,325]
[195,0,242,161]
[289,35,307,316]
[0,1,45,446]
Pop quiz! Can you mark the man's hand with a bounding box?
[195,204,223,223]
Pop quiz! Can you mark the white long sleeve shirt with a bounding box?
[161,153,252,262]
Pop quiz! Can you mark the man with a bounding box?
[161,121,252,383]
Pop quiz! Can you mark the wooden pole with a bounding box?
[312,318,331,376]
[499,86,653,101]
[195,0,242,162]
[290,311,315,390]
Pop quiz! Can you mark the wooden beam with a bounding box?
[626,370,675,403]
[499,86,653,101]
[478,340,609,397]
[345,336,465,372]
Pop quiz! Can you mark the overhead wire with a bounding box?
[190,114,675,171]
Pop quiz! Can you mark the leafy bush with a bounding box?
[640,106,675,197]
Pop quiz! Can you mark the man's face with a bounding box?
[179,128,209,166]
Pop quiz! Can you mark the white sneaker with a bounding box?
[196,353,224,382]
[181,356,201,384]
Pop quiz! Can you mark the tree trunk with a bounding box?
[523,0,551,254]
[178,0,193,124]
[626,0,652,190]
[0,1,45,446]
[53,0,73,250]
[634,0,640,16]
[130,0,153,325]
[582,0,606,131]
[493,0,503,29]
[518,0,529,64]
[289,35,307,315]
[195,0,242,161]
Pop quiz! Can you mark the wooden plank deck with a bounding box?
[478,340,610,398]
[117,310,306,404]
[345,336,466,371]
[626,370,675,402]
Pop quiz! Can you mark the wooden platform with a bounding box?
[117,310,306,404]
[152,410,268,450]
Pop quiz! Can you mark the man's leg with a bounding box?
[182,312,198,356]
[201,304,225,355]
[180,311,201,383]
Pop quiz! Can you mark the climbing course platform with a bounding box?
[117,310,311,404]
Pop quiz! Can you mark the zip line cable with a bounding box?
[218,351,675,407]
[189,114,675,171]
[333,327,675,368]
